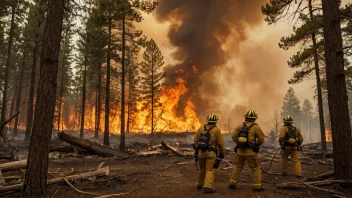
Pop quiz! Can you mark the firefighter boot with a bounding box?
[204,187,216,194]
[228,184,237,189]
[253,186,265,192]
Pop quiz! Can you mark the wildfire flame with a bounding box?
[57,77,201,134]
[325,128,332,142]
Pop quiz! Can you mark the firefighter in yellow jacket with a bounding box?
[194,113,224,194]
[279,115,304,178]
[229,110,265,192]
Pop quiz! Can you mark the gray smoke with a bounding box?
[155,0,268,118]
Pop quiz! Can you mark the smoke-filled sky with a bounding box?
[135,0,350,131]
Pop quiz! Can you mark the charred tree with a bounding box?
[321,0,352,180]
[104,15,112,146]
[120,14,126,151]
[13,47,27,137]
[95,59,101,138]
[80,45,87,139]
[309,0,327,152]
[20,0,65,196]
[57,28,68,131]
[10,72,18,123]
[25,0,45,141]
[1,2,16,124]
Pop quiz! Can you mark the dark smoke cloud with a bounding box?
[155,0,268,118]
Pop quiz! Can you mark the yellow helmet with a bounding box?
[245,110,258,119]
[206,113,219,123]
[283,115,294,124]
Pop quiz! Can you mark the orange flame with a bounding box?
[325,128,332,142]
[57,77,201,134]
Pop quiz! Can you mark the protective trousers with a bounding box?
[281,146,302,176]
[197,151,216,189]
[229,154,262,188]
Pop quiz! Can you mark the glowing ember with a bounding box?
[192,65,198,74]
[325,128,332,142]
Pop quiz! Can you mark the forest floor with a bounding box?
[1,131,351,198]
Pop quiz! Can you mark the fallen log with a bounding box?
[303,171,334,182]
[136,150,164,156]
[49,144,76,153]
[148,144,162,151]
[301,181,346,197]
[58,132,128,158]
[0,159,27,172]
[161,141,184,156]
[0,166,110,194]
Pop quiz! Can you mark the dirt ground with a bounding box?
[1,131,351,198]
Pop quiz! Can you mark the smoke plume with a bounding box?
[155,0,291,129]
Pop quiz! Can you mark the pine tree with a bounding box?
[1,0,17,124]
[76,28,89,138]
[322,0,352,180]
[126,44,140,135]
[90,0,122,146]
[262,0,327,151]
[140,39,166,135]
[302,99,314,141]
[24,0,46,141]
[0,0,28,124]
[20,0,65,196]
[86,11,107,138]
[118,0,157,150]
[56,13,74,131]
[281,87,301,124]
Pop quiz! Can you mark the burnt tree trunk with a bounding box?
[80,45,87,139]
[58,132,128,157]
[151,51,154,135]
[14,47,27,137]
[104,15,112,146]
[10,71,18,124]
[10,43,19,123]
[95,61,102,138]
[95,53,102,138]
[25,0,45,141]
[120,15,126,151]
[20,0,65,197]
[57,28,68,131]
[1,3,16,124]
[321,0,352,180]
[309,0,326,151]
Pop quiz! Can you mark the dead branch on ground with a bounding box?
[161,141,184,156]
[0,166,110,194]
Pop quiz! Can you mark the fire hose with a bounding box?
[263,146,318,173]
[263,147,281,172]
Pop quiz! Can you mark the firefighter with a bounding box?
[279,115,304,178]
[229,110,265,192]
[194,113,224,194]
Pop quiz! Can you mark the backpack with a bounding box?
[237,123,257,149]
[285,126,297,146]
[197,125,215,151]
